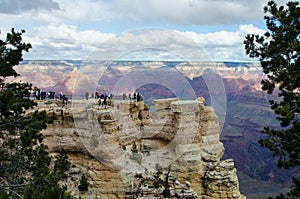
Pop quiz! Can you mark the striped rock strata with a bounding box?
[37,98,245,199]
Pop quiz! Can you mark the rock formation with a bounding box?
[36,97,245,199]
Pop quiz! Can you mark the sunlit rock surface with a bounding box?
[37,98,245,199]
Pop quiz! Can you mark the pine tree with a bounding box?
[244,1,300,197]
[0,29,75,199]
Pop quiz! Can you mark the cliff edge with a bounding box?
[36,98,246,199]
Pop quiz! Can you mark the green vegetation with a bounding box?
[0,29,75,199]
[78,174,89,192]
[154,163,170,198]
[244,1,300,198]
[130,142,142,164]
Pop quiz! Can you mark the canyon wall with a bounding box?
[36,98,245,199]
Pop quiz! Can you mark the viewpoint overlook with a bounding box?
[34,97,245,199]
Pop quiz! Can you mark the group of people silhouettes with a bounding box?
[84,91,113,108]
[33,89,144,108]
[59,92,69,105]
[34,90,56,100]
[122,92,143,102]
[97,92,110,108]
[33,90,68,105]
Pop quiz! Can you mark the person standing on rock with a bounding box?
[62,95,66,104]
[95,91,99,99]
[35,90,40,100]
[137,93,141,102]
[98,98,103,107]
[103,95,107,108]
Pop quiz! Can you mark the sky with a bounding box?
[0,0,290,61]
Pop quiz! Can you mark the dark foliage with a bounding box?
[244,1,300,198]
[78,175,88,192]
[0,29,75,199]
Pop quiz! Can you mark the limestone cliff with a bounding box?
[36,98,245,199]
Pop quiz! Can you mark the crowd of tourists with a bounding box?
[34,90,56,100]
[92,91,113,108]
[88,91,144,108]
[122,92,143,102]
[32,89,144,108]
[33,90,69,105]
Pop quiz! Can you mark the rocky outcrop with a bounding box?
[37,98,245,199]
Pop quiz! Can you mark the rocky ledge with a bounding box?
[35,98,246,199]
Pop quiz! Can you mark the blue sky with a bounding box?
[0,0,290,61]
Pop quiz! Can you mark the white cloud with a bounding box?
[182,24,266,61]
[103,0,265,25]
[50,0,286,26]
[54,0,113,22]
[19,24,266,61]
[84,29,210,61]
[0,0,291,28]
[0,0,281,61]
[22,24,114,60]
[238,24,266,36]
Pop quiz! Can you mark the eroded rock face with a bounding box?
[38,98,245,199]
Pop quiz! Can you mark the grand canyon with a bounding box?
[11,60,295,198]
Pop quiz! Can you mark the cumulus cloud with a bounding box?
[49,0,289,26]
[84,29,210,61]
[182,24,266,61]
[0,0,276,60]
[50,0,266,25]
[2,0,287,27]
[0,0,59,14]
[114,0,263,25]
[22,25,265,61]
[55,0,112,22]
[23,24,114,60]
[0,0,291,26]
